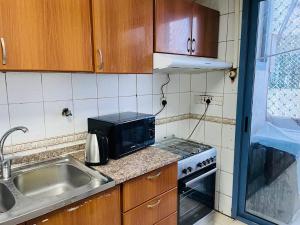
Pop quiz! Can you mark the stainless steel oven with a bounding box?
[179,164,217,225]
[155,137,217,225]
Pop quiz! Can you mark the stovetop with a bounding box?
[155,137,217,179]
[155,137,212,159]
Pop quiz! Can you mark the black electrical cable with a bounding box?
[187,99,211,140]
[154,74,170,116]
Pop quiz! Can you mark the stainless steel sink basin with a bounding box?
[13,164,91,198]
[0,156,115,225]
[0,183,15,213]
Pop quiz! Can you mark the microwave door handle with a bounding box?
[185,168,217,187]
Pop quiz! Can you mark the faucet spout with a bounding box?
[0,126,29,179]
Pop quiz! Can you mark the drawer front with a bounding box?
[154,212,177,225]
[123,188,177,225]
[123,163,177,212]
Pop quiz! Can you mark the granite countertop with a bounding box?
[13,146,181,185]
[71,147,181,184]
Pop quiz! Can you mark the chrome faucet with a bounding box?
[0,126,28,180]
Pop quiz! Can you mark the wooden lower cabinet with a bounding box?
[123,188,177,225]
[26,186,121,225]
[154,212,177,225]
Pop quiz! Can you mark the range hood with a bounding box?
[153,53,232,73]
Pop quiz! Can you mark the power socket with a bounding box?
[194,95,213,104]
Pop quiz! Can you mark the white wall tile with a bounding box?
[153,94,167,118]
[218,42,227,61]
[97,74,118,98]
[205,121,222,146]
[74,99,98,133]
[155,124,167,141]
[226,41,235,63]
[191,73,207,93]
[43,73,72,101]
[180,74,191,93]
[153,73,168,95]
[224,75,238,94]
[223,94,237,119]
[207,104,223,117]
[166,121,179,137]
[179,93,191,115]
[177,120,190,139]
[137,74,152,95]
[207,71,225,94]
[44,101,74,138]
[166,93,180,117]
[227,13,235,41]
[220,171,233,197]
[98,98,119,116]
[219,15,228,42]
[189,119,205,143]
[137,95,153,114]
[190,94,206,114]
[221,148,234,173]
[0,105,10,144]
[219,193,232,216]
[167,74,180,93]
[229,0,235,13]
[222,124,236,149]
[72,74,97,100]
[119,96,137,112]
[0,73,7,105]
[119,74,136,97]
[9,103,45,144]
[6,72,42,104]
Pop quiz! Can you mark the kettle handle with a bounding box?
[99,135,109,164]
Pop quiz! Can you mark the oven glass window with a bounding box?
[179,168,216,225]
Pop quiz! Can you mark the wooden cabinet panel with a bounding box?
[123,188,177,225]
[27,186,121,225]
[86,186,121,225]
[154,212,177,225]
[0,0,93,72]
[122,163,177,212]
[155,0,193,55]
[192,4,219,58]
[92,0,153,74]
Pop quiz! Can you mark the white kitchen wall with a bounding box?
[0,72,192,148]
[194,0,243,217]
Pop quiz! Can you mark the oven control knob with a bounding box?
[203,161,207,166]
[210,157,214,162]
[187,167,192,172]
[182,168,188,174]
[197,162,202,168]
[206,159,210,164]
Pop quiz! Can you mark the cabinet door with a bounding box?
[26,209,65,225]
[155,0,193,55]
[192,4,219,58]
[92,0,153,74]
[0,0,93,72]
[154,212,177,225]
[86,186,121,225]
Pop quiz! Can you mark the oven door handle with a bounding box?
[185,168,217,187]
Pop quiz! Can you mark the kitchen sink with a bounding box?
[13,164,91,198]
[0,156,115,225]
[0,183,15,213]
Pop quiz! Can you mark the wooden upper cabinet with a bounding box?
[192,4,219,58]
[155,0,219,58]
[155,0,193,55]
[92,0,153,74]
[0,0,93,72]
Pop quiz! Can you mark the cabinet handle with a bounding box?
[147,199,161,208]
[187,38,191,53]
[67,205,80,212]
[97,49,104,70]
[147,172,161,180]
[41,219,49,223]
[0,37,7,65]
[192,38,196,53]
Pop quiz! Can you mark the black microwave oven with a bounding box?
[88,112,155,159]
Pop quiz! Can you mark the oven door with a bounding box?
[178,164,217,225]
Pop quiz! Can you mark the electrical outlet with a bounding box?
[194,95,213,104]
